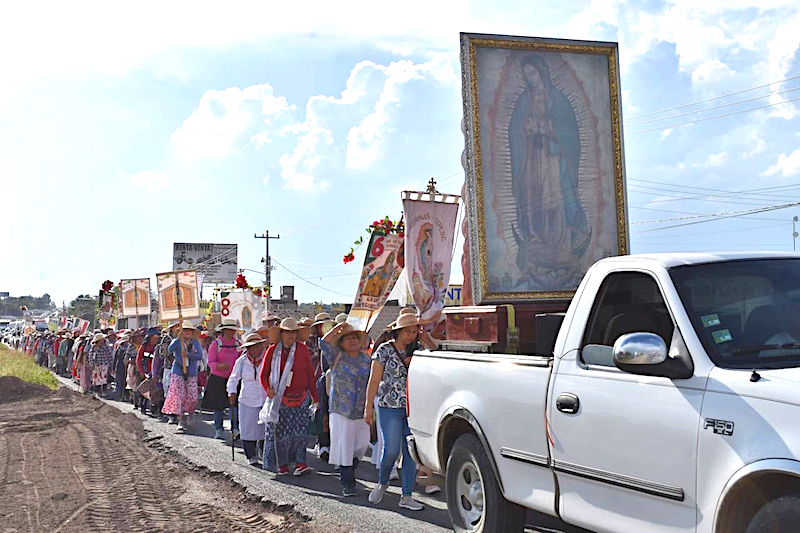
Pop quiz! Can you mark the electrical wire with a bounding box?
[627,95,800,135]
[625,85,800,127]
[625,73,800,121]
[636,202,800,233]
[270,258,351,297]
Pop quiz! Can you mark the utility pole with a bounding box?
[794,216,798,252]
[254,230,280,314]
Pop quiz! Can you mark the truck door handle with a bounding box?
[556,393,580,414]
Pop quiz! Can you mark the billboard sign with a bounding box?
[172,243,237,283]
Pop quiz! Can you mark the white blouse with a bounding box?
[226,354,268,408]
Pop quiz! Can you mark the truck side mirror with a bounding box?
[613,332,693,379]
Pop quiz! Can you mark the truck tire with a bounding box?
[745,495,800,533]
[446,433,525,533]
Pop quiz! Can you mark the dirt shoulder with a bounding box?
[0,376,313,533]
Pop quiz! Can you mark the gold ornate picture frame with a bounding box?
[460,33,629,304]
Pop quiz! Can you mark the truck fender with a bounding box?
[438,406,505,494]
[713,458,800,533]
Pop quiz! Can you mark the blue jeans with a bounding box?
[214,407,239,433]
[378,406,416,496]
[340,458,360,489]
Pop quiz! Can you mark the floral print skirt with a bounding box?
[162,375,198,416]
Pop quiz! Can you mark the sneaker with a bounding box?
[425,485,442,495]
[342,486,358,497]
[399,497,424,511]
[293,463,310,476]
[214,429,225,440]
[176,422,188,433]
[159,416,169,423]
[277,466,290,476]
[248,457,261,467]
[369,483,388,504]
[168,417,178,425]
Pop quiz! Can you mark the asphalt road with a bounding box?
[55,375,587,533]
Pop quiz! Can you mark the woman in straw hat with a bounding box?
[258,318,320,475]
[227,333,269,466]
[321,322,371,497]
[365,312,425,511]
[162,321,204,433]
[87,332,112,396]
[203,319,244,440]
[309,312,334,460]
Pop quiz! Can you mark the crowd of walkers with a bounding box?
[9,308,446,510]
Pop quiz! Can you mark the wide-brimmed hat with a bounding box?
[131,327,147,338]
[240,332,267,350]
[261,311,280,323]
[180,320,196,331]
[92,333,106,343]
[391,313,422,331]
[216,319,243,334]
[119,332,131,341]
[335,313,348,324]
[268,317,310,344]
[312,312,332,326]
[298,317,314,327]
[386,307,418,330]
[64,332,73,340]
[328,323,367,349]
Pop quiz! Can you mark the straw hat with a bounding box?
[255,325,271,339]
[91,333,106,343]
[312,312,332,326]
[216,319,244,334]
[391,313,422,331]
[387,307,418,330]
[335,313,348,324]
[298,317,314,327]
[268,317,310,344]
[180,320,196,331]
[327,323,367,349]
[240,332,267,350]
[261,311,280,323]
[131,327,147,338]
[64,332,73,340]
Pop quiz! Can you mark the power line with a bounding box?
[626,85,800,127]
[630,181,800,205]
[629,178,800,203]
[630,205,787,222]
[631,221,789,238]
[636,202,800,233]
[270,257,351,297]
[626,73,800,121]
[627,95,800,135]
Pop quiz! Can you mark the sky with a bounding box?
[2,0,800,307]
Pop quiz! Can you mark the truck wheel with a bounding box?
[746,495,800,533]
[446,434,525,533]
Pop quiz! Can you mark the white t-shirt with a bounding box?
[226,354,267,408]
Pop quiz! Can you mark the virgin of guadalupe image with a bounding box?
[362,250,397,298]
[508,56,591,287]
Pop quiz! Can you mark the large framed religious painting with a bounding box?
[461,33,629,303]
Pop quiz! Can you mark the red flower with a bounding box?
[343,252,355,264]
[399,231,405,238]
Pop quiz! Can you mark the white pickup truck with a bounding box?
[407,253,800,533]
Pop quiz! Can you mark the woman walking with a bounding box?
[136,328,160,415]
[203,319,243,440]
[258,318,320,475]
[87,332,112,397]
[365,313,424,511]
[227,333,268,466]
[321,322,371,497]
[76,334,92,394]
[162,321,203,433]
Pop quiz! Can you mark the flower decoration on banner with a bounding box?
[101,280,114,292]
[343,216,405,264]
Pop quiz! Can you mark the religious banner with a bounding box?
[76,318,90,335]
[120,278,152,317]
[402,191,460,324]
[218,289,263,333]
[156,270,201,322]
[348,233,405,332]
[460,33,628,303]
[98,290,114,322]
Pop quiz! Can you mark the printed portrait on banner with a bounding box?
[348,233,405,332]
[461,34,628,302]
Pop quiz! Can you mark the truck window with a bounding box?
[580,272,675,367]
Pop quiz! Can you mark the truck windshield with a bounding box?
[670,258,800,369]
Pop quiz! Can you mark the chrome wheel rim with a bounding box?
[456,459,485,530]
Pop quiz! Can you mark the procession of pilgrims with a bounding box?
[14,308,448,510]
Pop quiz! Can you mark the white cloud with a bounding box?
[621,89,640,113]
[347,56,457,169]
[692,59,736,83]
[279,121,333,191]
[660,128,673,140]
[743,138,767,159]
[262,175,270,186]
[767,11,800,120]
[762,150,800,177]
[705,152,729,167]
[170,84,291,160]
[129,169,170,190]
